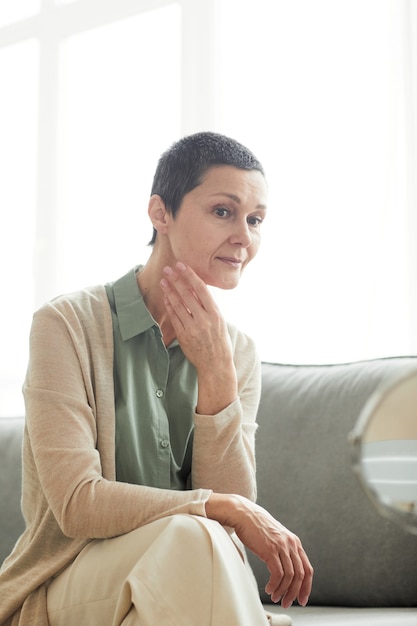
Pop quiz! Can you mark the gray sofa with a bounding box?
[1,357,417,625]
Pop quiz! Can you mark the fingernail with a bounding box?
[163,266,173,275]
[160,278,168,288]
[176,261,186,271]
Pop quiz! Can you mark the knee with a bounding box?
[165,513,218,538]
[164,514,233,554]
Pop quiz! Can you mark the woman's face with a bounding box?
[164,165,268,290]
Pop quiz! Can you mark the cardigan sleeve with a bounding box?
[191,324,261,501]
[23,295,211,541]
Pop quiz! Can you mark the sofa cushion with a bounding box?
[0,417,25,565]
[267,605,417,625]
[251,357,417,607]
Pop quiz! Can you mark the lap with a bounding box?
[47,514,252,626]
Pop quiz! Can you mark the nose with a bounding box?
[229,220,252,248]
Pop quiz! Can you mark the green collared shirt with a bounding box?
[105,267,197,490]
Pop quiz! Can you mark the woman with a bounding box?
[0,132,313,626]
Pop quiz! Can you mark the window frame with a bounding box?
[0,0,218,307]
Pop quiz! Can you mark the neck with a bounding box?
[136,251,176,346]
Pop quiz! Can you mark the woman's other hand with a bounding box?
[205,493,314,609]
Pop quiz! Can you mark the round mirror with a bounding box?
[350,367,417,535]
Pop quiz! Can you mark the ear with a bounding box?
[148,195,171,236]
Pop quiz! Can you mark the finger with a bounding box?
[268,551,295,605]
[265,555,285,600]
[281,549,306,608]
[268,541,309,607]
[172,262,217,313]
[162,266,204,316]
[160,279,192,329]
[297,549,314,606]
[270,547,312,609]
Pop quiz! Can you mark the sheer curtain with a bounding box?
[0,0,416,416]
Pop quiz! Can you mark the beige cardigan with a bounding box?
[0,285,261,625]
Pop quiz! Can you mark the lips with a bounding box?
[217,257,244,268]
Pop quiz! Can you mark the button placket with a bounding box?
[155,384,169,454]
[154,338,171,486]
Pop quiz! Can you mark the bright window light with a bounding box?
[0,39,39,415]
[0,0,40,27]
[0,0,415,416]
[56,3,181,293]
[212,0,411,364]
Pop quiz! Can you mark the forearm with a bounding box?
[192,400,257,500]
[54,479,212,540]
[195,357,238,416]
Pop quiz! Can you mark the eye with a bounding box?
[247,215,263,227]
[214,207,231,218]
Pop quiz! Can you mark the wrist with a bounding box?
[196,368,238,415]
[205,492,243,526]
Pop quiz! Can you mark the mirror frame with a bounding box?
[349,367,417,535]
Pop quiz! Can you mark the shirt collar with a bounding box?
[112,266,156,341]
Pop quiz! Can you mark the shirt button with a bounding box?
[160,439,170,448]
[156,389,164,398]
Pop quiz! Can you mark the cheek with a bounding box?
[176,247,210,278]
[248,237,261,261]
[170,231,201,261]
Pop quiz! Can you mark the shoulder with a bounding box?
[48,284,109,317]
[226,321,260,375]
[226,321,257,356]
[33,284,112,338]
[226,321,261,397]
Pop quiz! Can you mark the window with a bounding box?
[0,0,183,416]
[1,0,416,416]
[0,38,38,416]
[56,5,181,291]
[212,0,417,364]
[0,1,40,27]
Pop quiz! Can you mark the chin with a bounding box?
[208,277,240,291]
[195,266,242,290]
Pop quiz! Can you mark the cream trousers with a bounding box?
[47,514,270,626]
